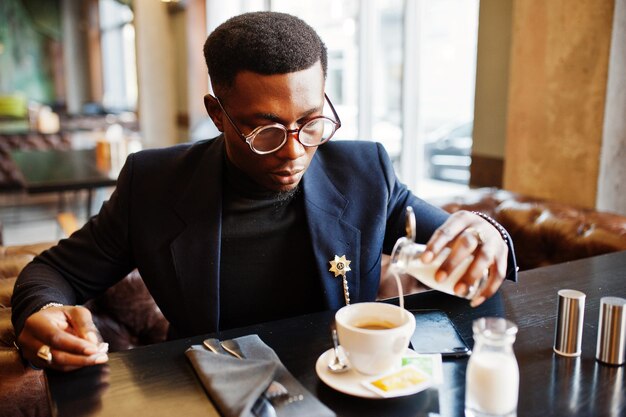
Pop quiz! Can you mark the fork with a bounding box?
[220,339,304,405]
[202,338,277,417]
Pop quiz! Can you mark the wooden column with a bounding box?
[61,0,90,114]
[134,0,177,148]
[185,0,208,132]
[470,0,513,188]
[84,0,103,103]
[503,0,615,208]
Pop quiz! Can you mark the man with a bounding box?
[12,11,517,371]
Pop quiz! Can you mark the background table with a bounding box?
[47,251,626,417]
[10,148,117,218]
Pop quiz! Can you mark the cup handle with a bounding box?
[392,336,408,354]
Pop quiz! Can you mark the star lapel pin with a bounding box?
[329,255,352,305]
[329,255,351,277]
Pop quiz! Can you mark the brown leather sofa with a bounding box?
[0,243,56,417]
[1,187,625,416]
[431,187,626,270]
[0,242,169,417]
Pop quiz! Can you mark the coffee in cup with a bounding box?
[335,302,416,375]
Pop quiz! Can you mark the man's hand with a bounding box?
[17,305,109,371]
[421,210,509,307]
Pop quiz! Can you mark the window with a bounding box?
[413,0,479,191]
[209,0,479,196]
[99,0,137,111]
[271,1,359,140]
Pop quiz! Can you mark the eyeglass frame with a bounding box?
[214,93,342,155]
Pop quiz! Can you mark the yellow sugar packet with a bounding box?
[362,365,432,398]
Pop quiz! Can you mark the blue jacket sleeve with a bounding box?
[375,143,518,282]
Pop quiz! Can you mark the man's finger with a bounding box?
[474,242,508,301]
[471,262,505,307]
[64,306,102,344]
[21,309,101,356]
[452,247,492,297]
[423,213,472,258]
[22,330,100,361]
[47,348,109,370]
[423,211,485,263]
[438,228,488,281]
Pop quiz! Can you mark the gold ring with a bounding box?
[37,344,52,364]
[466,227,484,246]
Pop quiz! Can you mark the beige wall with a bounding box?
[503,0,615,208]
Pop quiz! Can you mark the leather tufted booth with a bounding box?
[0,242,169,417]
[1,187,625,416]
[431,187,626,270]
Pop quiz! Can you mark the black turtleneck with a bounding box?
[218,157,325,330]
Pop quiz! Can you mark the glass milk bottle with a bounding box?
[465,317,519,417]
[390,238,479,298]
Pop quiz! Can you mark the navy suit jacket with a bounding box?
[12,137,516,337]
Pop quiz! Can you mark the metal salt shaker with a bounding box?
[554,289,586,357]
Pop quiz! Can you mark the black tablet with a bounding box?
[410,309,472,358]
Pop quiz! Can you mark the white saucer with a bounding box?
[315,347,419,399]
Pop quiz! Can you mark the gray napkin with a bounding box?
[186,334,336,417]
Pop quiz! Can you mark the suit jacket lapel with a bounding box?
[302,156,361,309]
[168,139,363,333]
[171,138,224,334]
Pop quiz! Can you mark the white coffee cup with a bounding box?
[335,302,416,375]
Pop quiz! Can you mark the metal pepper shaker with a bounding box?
[596,296,626,366]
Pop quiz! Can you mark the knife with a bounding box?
[203,339,277,417]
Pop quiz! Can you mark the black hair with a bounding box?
[203,11,328,92]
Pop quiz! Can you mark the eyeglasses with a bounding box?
[215,93,342,155]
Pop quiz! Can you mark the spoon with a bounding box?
[328,327,349,373]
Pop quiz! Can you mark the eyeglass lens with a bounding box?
[251,118,337,153]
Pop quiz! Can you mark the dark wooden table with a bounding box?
[10,148,117,217]
[47,251,626,417]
